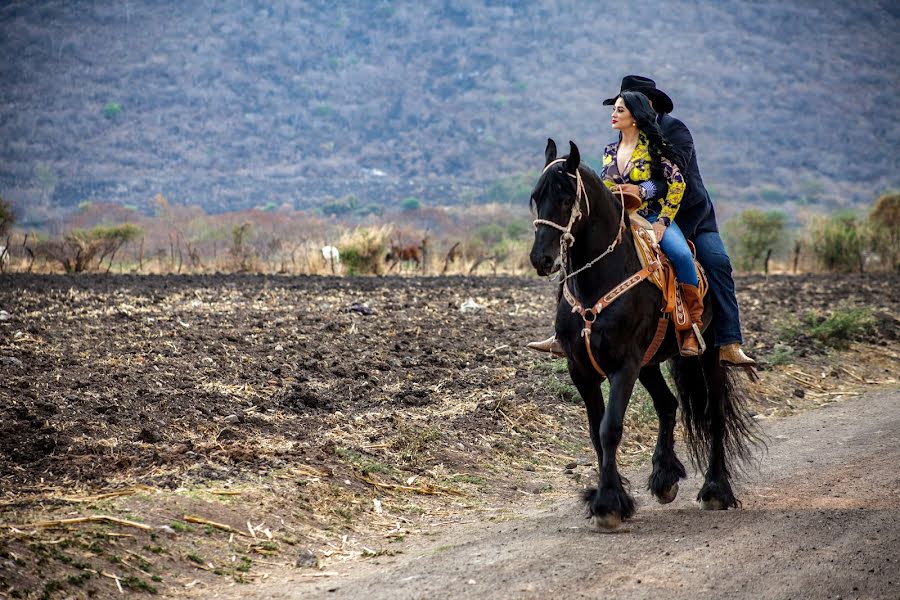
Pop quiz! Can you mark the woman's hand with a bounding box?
[652,221,667,243]
[615,183,642,198]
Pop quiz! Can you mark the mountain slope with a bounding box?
[1,0,898,221]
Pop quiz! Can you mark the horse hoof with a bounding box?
[590,514,622,531]
[699,497,727,511]
[656,483,679,505]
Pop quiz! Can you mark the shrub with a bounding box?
[804,307,876,349]
[806,212,867,273]
[781,305,876,350]
[322,195,359,217]
[102,102,123,119]
[474,223,505,246]
[36,223,141,272]
[337,225,391,275]
[505,219,530,241]
[491,238,527,264]
[723,209,787,272]
[482,172,535,204]
[400,197,421,212]
[868,192,900,271]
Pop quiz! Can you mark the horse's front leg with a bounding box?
[585,361,640,530]
[640,364,687,504]
[568,362,606,473]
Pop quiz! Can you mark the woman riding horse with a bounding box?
[530,90,706,356]
[529,139,757,528]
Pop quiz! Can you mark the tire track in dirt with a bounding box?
[222,388,900,600]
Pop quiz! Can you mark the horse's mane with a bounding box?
[530,157,610,215]
[577,162,619,215]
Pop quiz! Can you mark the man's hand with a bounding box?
[652,221,667,243]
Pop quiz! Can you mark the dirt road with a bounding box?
[223,388,900,600]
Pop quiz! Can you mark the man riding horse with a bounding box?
[529,75,756,367]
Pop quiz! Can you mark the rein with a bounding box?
[532,159,626,284]
[532,159,665,379]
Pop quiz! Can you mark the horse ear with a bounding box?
[565,141,580,174]
[544,138,557,167]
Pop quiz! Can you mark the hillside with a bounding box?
[1,0,898,224]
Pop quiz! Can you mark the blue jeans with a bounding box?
[693,230,743,346]
[646,215,699,287]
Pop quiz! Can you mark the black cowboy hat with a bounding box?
[602,75,674,114]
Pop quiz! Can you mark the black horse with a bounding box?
[529,139,758,529]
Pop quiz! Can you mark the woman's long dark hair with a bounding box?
[617,90,685,175]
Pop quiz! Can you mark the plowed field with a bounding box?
[0,273,897,598]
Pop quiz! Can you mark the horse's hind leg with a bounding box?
[639,365,686,504]
[696,349,740,510]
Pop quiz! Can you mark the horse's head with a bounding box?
[529,138,582,276]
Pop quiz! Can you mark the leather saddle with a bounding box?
[629,212,708,334]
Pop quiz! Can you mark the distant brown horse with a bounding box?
[386,242,422,271]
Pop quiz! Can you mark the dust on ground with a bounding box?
[0,273,897,598]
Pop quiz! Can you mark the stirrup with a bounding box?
[678,324,706,357]
[691,323,707,354]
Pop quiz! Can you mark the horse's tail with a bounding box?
[670,353,762,474]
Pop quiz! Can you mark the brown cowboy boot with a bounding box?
[719,343,757,367]
[679,283,706,357]
[526,333,564,356]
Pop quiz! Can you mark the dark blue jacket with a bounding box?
[656,113,718,239]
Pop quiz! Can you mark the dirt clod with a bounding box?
[296,549,319,569]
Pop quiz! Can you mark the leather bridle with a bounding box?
[531,160,665,378]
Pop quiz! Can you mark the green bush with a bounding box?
[723,209,787,272]
[505,220,531,240]
[338,247,366,275]
[491,238,526,263]
[337,226,390,275]
[807,212,867,273]
[322,196,356,216]
[102,102,123,119]
[482,171,535,204]
[804,307,875,348]
[474,223,505,245]
[400,197,421,212]
[36,223,141,272]
[781,305,876,350]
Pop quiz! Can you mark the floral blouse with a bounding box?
[600,131,686,221]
